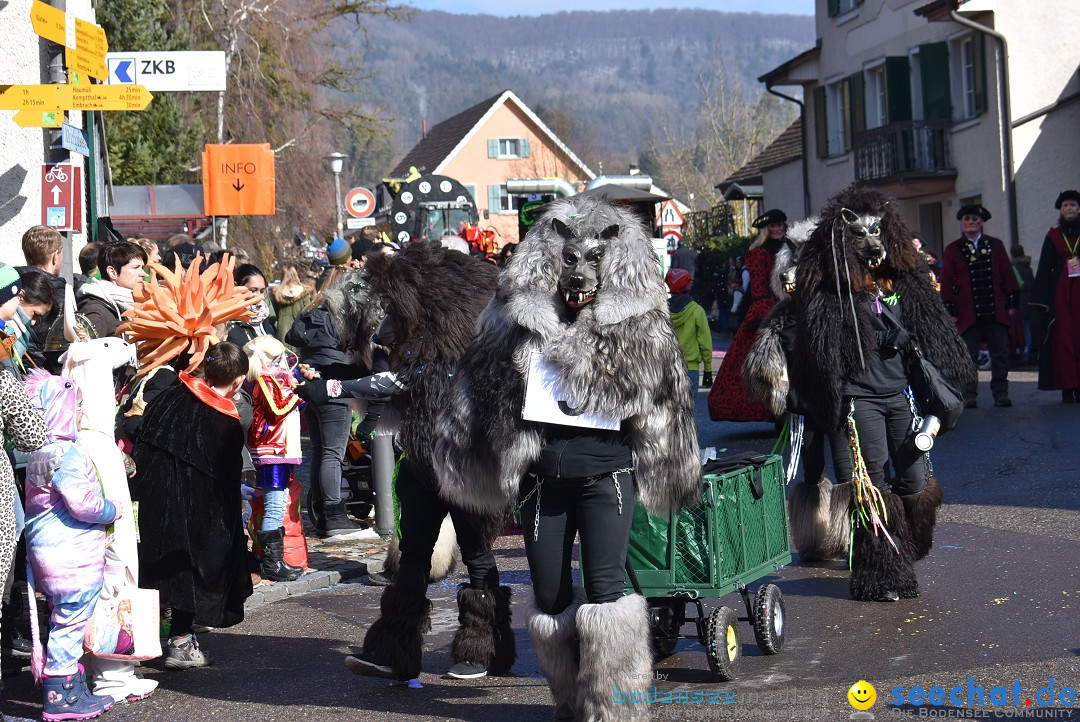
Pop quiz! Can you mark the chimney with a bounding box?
[628,162,640,176]
[421,117,427,139]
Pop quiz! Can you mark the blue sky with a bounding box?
[403,1,813,16]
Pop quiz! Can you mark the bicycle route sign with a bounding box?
[40,163,83,233]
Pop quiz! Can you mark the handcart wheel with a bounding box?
[752,583,786,655]
[650,601,684,658]
[704,606,741,681]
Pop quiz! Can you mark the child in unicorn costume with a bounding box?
[23,368,121,720]
[60,286,158,703]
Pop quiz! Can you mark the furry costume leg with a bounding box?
[901,477,943,561]
[450,587,496,671]
[490,586,516,675]
[576,594,652,722]
[849,492,919,601]
[382,515,459,582]
[358,585,432,679]
[528,587,586,721]
[788,480,851,561]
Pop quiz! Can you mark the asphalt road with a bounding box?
[3,370,1078,721]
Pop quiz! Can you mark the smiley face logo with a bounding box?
[847,680,877,710]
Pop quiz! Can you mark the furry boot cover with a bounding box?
[576,594,652,722]
[490,586,517,675]
[849,492,919,601]
[528,587,586,721]
[450,587,496,669]
[383,515,460,581]
[901,477,943,561]
[360,585,432,679]
[788,480,851,561]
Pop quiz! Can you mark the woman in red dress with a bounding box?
[708,209,790,422]
[1032,189,1080,403]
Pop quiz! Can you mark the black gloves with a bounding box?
[878,327,911,351]
[355,412,381,440]
[701,371,713,388]
[294,380,328,405]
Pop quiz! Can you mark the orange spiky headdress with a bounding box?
[117,252,256,375]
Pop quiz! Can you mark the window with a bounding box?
[938,33,985,121]
[487,137,531,159]
[828,0,860,17]
[960,37,978,118]
[814,75,863,158]
[487,184,519,213]
[865,65,887,129]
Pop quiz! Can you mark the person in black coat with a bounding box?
[225,264,276,348]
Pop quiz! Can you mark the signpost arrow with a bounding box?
[0,84,153,112]
[12,110,61,128]
[112,59,133,83]
[232,179,244,192]
[30,1,68,47]
[50,186,61,204]
[65,46,108,81]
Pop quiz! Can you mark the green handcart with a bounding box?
[624,453,791,680]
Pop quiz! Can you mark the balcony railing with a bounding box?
[854,120,955,182]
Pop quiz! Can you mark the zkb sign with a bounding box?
[106,51,227,92]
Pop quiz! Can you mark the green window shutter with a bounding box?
[884,56,912,123]
[521,137,531,158]
[828,0,840,16]
[919,42,952,121]
[848,72,865,142]
[487,184,501,211]
[972,32,987,116]
[488,139,498,158]
[814,86,828,158]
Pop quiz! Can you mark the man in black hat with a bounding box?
[940,204,1019,407]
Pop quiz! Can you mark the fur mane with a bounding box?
[322,269,382,369]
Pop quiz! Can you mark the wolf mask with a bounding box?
[434,196,702,517]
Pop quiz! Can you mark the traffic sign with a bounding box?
[345,217,376,230]
[106,52,227,92]
[74,18,108,60]
[202,144,276,216]
[662,228,683,252]
[30,1,67,47]
[65,46,108,81]
[345,187,375,218]
[40,164,83,233]
[12,110,62,128]
[0,84,153,112]
[657,199,685,228]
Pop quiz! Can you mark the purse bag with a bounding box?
[84,568,162,661]
[879,302,964,434]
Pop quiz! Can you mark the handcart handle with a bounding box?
[749,466,764,501]
[624,558,644,596]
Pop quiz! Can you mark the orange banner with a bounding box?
[202,143,276,217]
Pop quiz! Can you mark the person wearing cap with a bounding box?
[708,208,790,422]
[325,237,352,267]
[940,204,1019,408]
[666,267,713,394]
[1031,190,1080,403]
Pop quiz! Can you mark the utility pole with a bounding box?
[46,0,73,282]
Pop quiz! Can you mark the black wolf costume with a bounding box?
[324,242,514,682]
[436,197,701,720]
[787,185,974,601]
[742,217,852,562]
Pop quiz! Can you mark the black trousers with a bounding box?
[519,471,635,616]
[305,400,351,506]
[800,418,848,484]
[961,317,1010,396]
[831,392,928,496]
[395,458,499,595]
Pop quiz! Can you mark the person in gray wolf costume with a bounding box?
[435,197,701,721]
[306,242,514,682]
[742,217,852,562]
[788,185,974,602]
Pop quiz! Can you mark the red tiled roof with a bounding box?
[389,91,507,178]
[718,119,803,188]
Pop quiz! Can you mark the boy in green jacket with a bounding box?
[665,268,713,394]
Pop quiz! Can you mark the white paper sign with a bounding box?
[521,351,620,430]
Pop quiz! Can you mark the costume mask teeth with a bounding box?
[866,250,886,269]
[563,288,597,308]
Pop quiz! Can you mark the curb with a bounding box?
[246,552,387,613]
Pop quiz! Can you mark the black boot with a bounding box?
[322,501,372,541]
[448,587,496,679]
[348,585,432,680]
[257,527,302,582]
[850,491,919,602]
[900,477,944,561]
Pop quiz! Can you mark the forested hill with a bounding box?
[342,8,814,171]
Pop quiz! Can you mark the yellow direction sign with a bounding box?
[0,84,153,112]
[12,110,62,128]
[74,18,108,59]
[30,1,67,47]
[65,46,107,81]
